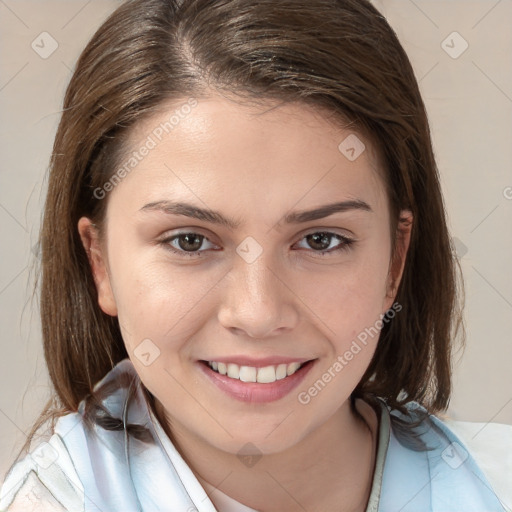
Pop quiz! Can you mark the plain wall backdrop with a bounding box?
[1,0,511,483]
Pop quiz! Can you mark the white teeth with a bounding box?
[276,364,287,380]
[239,366,257,383]
[257,366,276,383]
[207,361,305,382]
[227,363,239,379]
[287,362,301,376]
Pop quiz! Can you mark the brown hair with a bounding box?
[20,0,463,459]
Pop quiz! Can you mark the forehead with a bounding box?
[108,94,388,221]
[130,95,373,158]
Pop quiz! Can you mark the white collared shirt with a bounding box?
[1,358,510,511]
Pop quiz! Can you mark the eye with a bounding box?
[160,230,354,259]
[161,232,218,258]
[293,231,355,256]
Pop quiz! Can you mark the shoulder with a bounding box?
[442,417,512,509]
[0,428,84,512]
[379,401,511,511]
[0,473,67,512]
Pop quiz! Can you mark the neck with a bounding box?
[154,397,379,512]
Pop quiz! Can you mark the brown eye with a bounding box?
[175,233,204,252]
[305,233,332,251]
[161,232,217,258]
[295,231,354,255]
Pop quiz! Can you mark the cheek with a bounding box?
[296,239,392,382]
[298,245,391,332]
[109,244,222,363]
[294,266,390,413]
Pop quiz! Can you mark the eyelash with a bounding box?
[159,231,355,259]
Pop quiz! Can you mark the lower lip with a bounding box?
[197,360,315,403]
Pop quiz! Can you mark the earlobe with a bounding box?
[386,210,413,303]
[77,217,118,317]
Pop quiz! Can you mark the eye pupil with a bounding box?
[178,234,203,251]
[307,232,331,251]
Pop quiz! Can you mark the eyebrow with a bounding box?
[139,199,372,229]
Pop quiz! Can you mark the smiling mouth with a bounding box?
[202,360,311,383]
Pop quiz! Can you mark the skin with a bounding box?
[78,94,412,512]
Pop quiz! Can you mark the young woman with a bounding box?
[1,0,510,511]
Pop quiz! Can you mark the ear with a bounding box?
[77,217,118,316]
[384,210,413,309]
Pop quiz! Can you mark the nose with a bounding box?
[217,252,300,339]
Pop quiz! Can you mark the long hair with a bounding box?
[20,0,463,459]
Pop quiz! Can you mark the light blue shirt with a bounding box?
[1,358,510,511]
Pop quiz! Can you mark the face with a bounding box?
[79,94,411,455]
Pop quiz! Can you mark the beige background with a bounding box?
[1,0,511,483]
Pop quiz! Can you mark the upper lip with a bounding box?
[200,356,314,368]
